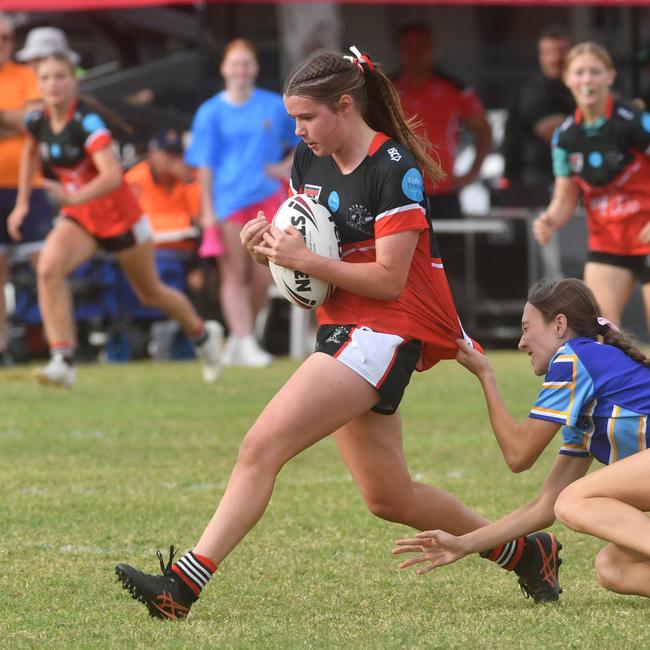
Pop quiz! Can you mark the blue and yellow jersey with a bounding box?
[529,337,650,465]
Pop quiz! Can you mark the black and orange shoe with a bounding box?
[515,532,563,603]
[115,546,197,620]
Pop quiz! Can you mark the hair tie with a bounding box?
[344,45,375,74]
[597,316,620,333]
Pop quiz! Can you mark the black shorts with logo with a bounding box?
[315,324,423,416]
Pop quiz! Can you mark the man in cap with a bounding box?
[15,26,81,70]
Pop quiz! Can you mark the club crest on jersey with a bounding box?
[387,147,402,162]
[304,184,322,200]
[346,204,374,235]
[325,325,350,344]
[569,153,584,173]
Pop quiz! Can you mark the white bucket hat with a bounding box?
[15,27,80,65]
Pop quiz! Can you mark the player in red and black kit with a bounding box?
[394,22,491,220]
[115,47,560,621]
[534,42,650,333]
[8,53,223,386]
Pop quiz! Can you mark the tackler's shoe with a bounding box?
[516,532,563,603]
[115,547,197,620]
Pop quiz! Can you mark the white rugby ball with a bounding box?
[269,194,340,310]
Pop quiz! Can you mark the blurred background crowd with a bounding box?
[2,1,650,370]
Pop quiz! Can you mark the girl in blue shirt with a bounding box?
[186,39,299,367]
[394,277,650,599]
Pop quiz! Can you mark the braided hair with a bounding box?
[527,278,650,367]
[284,49,444,186]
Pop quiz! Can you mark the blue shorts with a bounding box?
[0,188,55,253]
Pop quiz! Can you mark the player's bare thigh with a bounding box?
[584,262,636,325]
[238,352,381,469]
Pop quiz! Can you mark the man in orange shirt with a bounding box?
[0,13,54,364]
[125,130,201,253]
[394,22,492,220]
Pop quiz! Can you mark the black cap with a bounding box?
[149,129,184,155]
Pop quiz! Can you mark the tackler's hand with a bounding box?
[392,529,470,575]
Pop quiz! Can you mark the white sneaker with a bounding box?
[222,336,240,367]
[195,321,224,384]
[34,354,76,388]
[237,336,273,368]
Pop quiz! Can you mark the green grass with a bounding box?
[1,354,649,649]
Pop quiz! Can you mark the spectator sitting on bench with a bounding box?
[125,130,200,253]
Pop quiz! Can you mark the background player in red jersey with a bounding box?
[7,53,223,386]
[533,42,650,333]
[394,278,650,600]
[115,47,558,621]
[394,22,492,220]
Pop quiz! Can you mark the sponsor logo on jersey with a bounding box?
[328,191,340,213]
[642,113,650,133]
[304,184,322,200]
[387,147,402,162]
[605,151,625,167]
[588,151,603,168]
[51,143,62,159]
[82,112,106,133]
[616,107,634,121]
[401,168,424,202]
[569,153,584,173]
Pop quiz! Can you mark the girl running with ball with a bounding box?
[116,47,559,619]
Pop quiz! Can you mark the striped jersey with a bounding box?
[529,337,650,465]
[290,133,469,370]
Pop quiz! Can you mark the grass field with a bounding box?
[2,352,650,649]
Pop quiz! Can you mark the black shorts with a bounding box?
[64,214,152,253]
[587,251,650,285]
[315,324,423,416]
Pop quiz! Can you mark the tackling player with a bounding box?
[394,278,650,600]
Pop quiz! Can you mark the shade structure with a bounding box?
[2,0,650,11]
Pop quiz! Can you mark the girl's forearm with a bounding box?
[460,496,556,555]
[69,171,122,204]
[478,371,522,468]
[16,142,38,207]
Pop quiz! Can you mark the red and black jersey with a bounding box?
[553,97,650,255]
[24,99,141,239]
[290,133,472,370]
[394,69,486,195]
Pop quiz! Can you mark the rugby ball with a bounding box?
[269,194,340,310]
